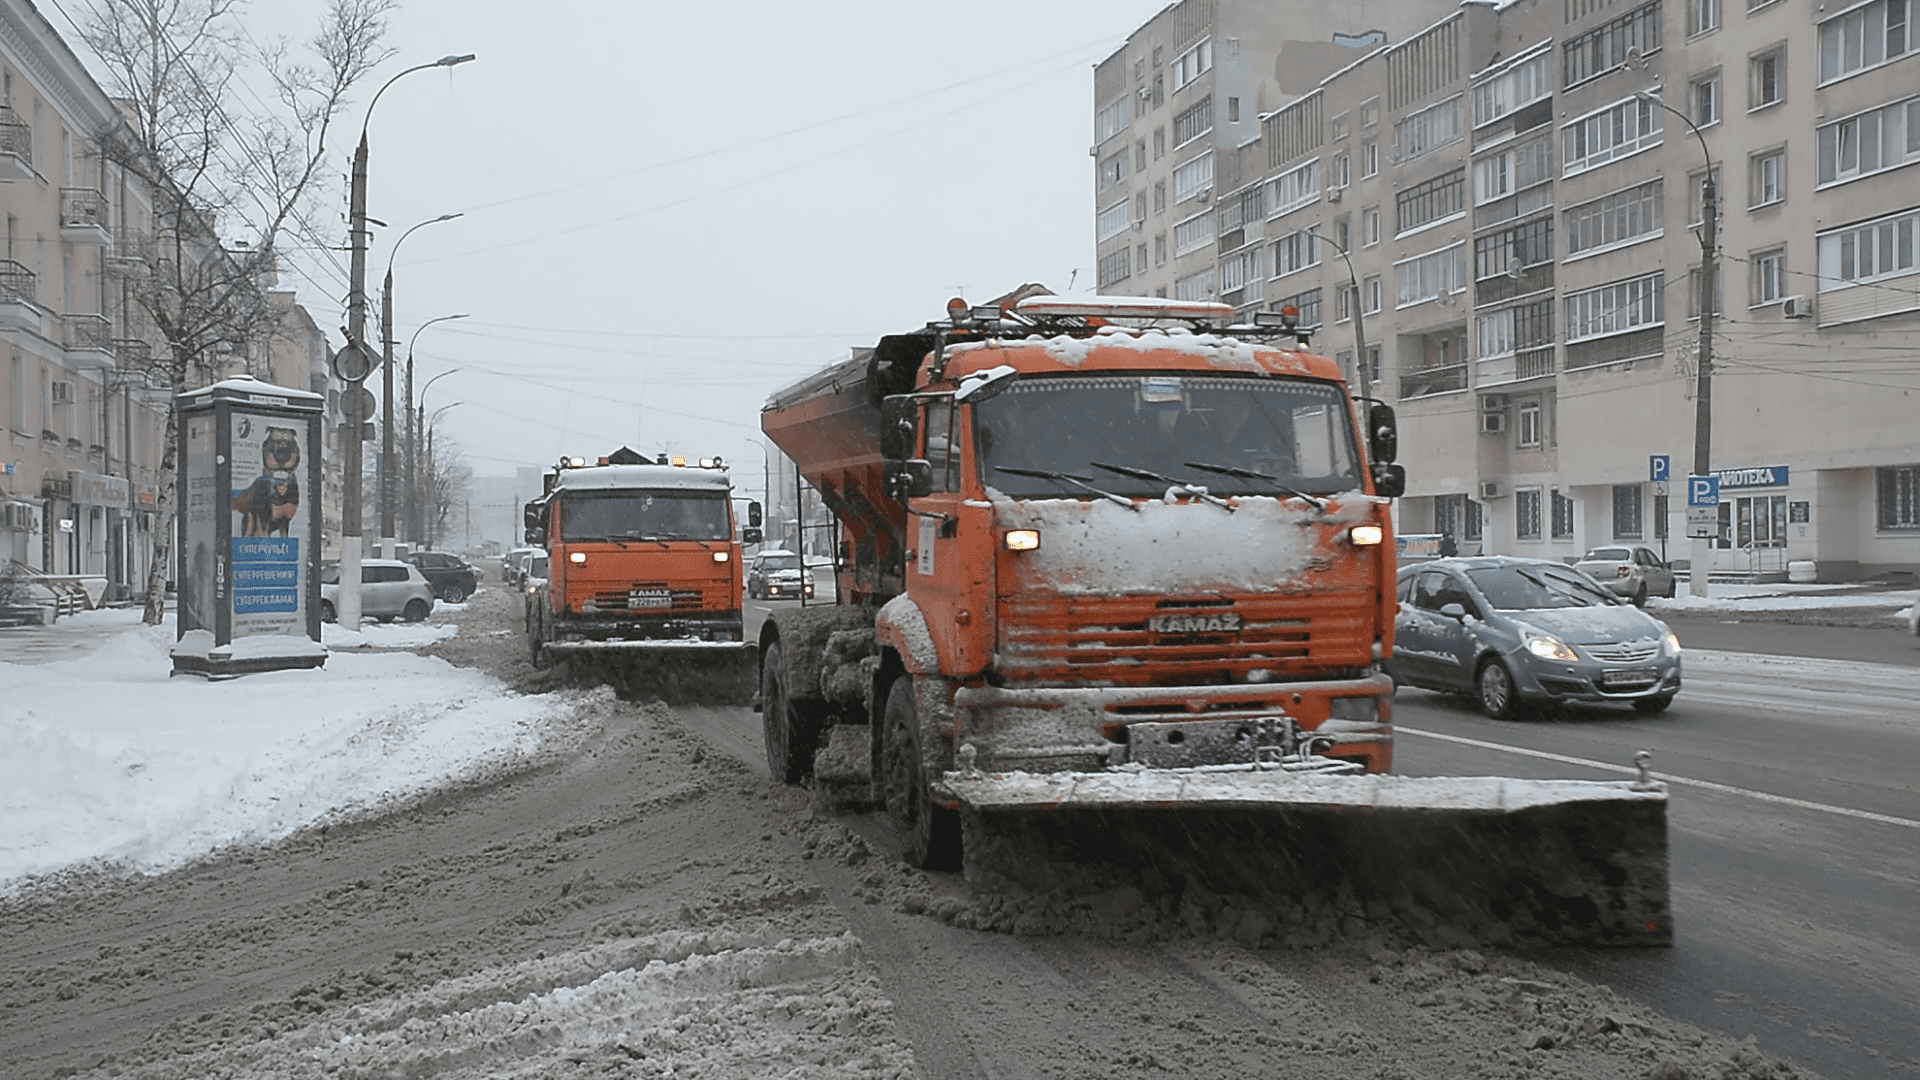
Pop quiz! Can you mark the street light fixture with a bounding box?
[381,215,463,553]
[424,402,462,549]
[1317,232,1372,403]
[1635,88,1716,598]
[414,363,462,547]
[407,317,467,545]
[342,50,474,630]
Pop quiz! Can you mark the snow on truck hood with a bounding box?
[990,490,1378,595]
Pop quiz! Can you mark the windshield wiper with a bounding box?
[1090,461,1233,511]
[994,466,1137,511]
[617,532,672,549]
[1183,461,1325,510]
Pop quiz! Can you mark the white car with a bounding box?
[747,549,813,600]
[319,559,436,623]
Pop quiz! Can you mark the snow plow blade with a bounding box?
[546,640,758,705]
[940,768,1671,948]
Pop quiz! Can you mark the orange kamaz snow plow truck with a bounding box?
[758,290,1670,947]
[523,447,762,701]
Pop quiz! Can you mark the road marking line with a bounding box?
[1397,726,1920,830]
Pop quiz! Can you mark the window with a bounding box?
[1139,243,1149,270]
[1267,159,1322,218]
[1360,99,1380,128]
[1269,224,1322,277]
[1173,95,1213,147]
[1689,0,1721,35]
[1396,96,1464,164]
[1154,127,1166,159]
[1751,246,1787,304]
[1364,275,1382,314]
[1563,96,1664,175]
[1174,264,1216,301]
[1552,489,1575,539]
[1516,487,1543,538]
[1220,247,1262,296]
[1336,284,1353,321]
[1475,218,1554,281]
[1688,166,1723,226]
[1364,345,1381,384]
[1135,139,1147,171]
[1334,216,1351,253]
[1518,399,1542,448]
[1332,113,1350,140]
[1154,180,1166,212]
[1098,149,1129,191]
[1154,233,1167,264]
[1173,151,1214,203]
[1362,139,1378,177]
[1477,309,1515,358]
[1879,464,1920,529]
[1564,179,1664,255]
[1691,71,1722,126]
[1135,192,1148,220]
[1335,152,1351,188]
[1566,272,1665,340]
[1474,137,1553,205]
[1096,97,1129,143]
[1173,209,1215,256]
[1686,263,1724,318]
[1229,97,1240,123]
[1098,247,1132,287]
[1473,48,1553,129]
[1363,206,1381,246]
[1818,0,1910,84]
[1173,37,1212,91]
[1817,96,1920,185]
[1816,208,1920,291]
[1750,148,1786,207]
[1396,168,1467,234]
[1564,2,1662,87]
[1750,47,1785,109]
[1394,243,1469,307]
[1097,200,1131,242]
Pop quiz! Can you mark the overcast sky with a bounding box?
[60,0,1177,497]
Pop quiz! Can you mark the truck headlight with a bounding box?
[1005,529,1040,551]
[1348,525,1384,546]
[1525,634,1578,661]
[713,550,730,563]
[569,552,586,564]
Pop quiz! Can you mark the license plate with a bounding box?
[1148,612,1242,634]
[1602,668,1657,687]
[628,589,672,609]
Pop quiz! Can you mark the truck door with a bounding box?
[906,397,990,675]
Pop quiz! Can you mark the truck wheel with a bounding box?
[882,677,960,871]
[527,607,550,669]
[760,641,819,784]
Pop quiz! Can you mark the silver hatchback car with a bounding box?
[1389,556,1682,718]
[319,559,436,623]
[1572,545,1677,606]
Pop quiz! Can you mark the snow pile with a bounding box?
[0,619,562,892]
[322,619,460,649]
[1649,587,1918,615]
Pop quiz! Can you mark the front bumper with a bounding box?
[1510,651,1681,705]
[950,674,1395,775]
[552,610,744,642]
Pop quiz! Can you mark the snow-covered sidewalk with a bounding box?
[1647,581,1917,622]
[0,612,565,893]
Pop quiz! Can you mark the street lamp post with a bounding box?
[415,366,461,548]
[424,402,461,548]
[342,51,474,630]
[407,318,467,547]
[1636,90,1716,598]
[381,215,462,554]
[1318,233,1372,403]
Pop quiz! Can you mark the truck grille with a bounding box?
[592,584,709,612]
[996,594,1374,687]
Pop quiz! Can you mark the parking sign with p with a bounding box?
[1688,475,1720,507]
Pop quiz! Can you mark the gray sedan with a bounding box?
[1389,556,1682,718]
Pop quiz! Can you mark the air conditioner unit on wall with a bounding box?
[1480,412,1507,434]
[1480,481,1504,499]
[1782,294,1813,319]
[1327,186,1343,203]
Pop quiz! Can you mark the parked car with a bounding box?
[1572,545,1677,605]
[746,549,813,600]
[407,550,478,603]
[502,546,539,587]
[1388,556,1682,718]
[319,559,436,623]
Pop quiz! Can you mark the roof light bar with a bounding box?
[1013,296,1235,322]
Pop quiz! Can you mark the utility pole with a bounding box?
[341,128,371,630]
[1691,169,1717,598]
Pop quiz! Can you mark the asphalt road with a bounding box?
[1391,625,1920,1080]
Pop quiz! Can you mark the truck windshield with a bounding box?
[973,374,1361,498]
[560,491,731,542]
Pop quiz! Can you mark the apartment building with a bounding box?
[1094,0,1920,579]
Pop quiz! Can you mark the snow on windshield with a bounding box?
[1468,565,1616,609]
[560,492,730,542]
[973,375,1360,498]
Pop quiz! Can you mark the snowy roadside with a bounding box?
[0,612,571,893]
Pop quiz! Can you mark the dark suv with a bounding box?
[407,551,478,603]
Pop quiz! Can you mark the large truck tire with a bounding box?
[761,641,821,784]
[882,676,960,870]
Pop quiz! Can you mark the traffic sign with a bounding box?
[332,342,374,383]
[1685,506,1719,538]
[1652,480,1670,497]
[344,386,376,422]
[1649,454,1670,483]
[1687,475,1720,507]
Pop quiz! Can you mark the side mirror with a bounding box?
[1372,463,1407,499]
[748,500,763,528]
[880,395,918,461]
[525,525,547,547]
[1439,602,1467,620]
[741,526,763,545]
[523,501,545,536]
[1368,402,1399,464]
[884,459,934,501]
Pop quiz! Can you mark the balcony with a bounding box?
[1400,362,1469,399]
[60,188,112,245]
[0,105,29,181]
[107,228,152,273]
[113,339,153,366]
[64,313,116,369]
[0,260,40,332]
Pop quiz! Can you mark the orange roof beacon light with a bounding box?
[671,455,687,467]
